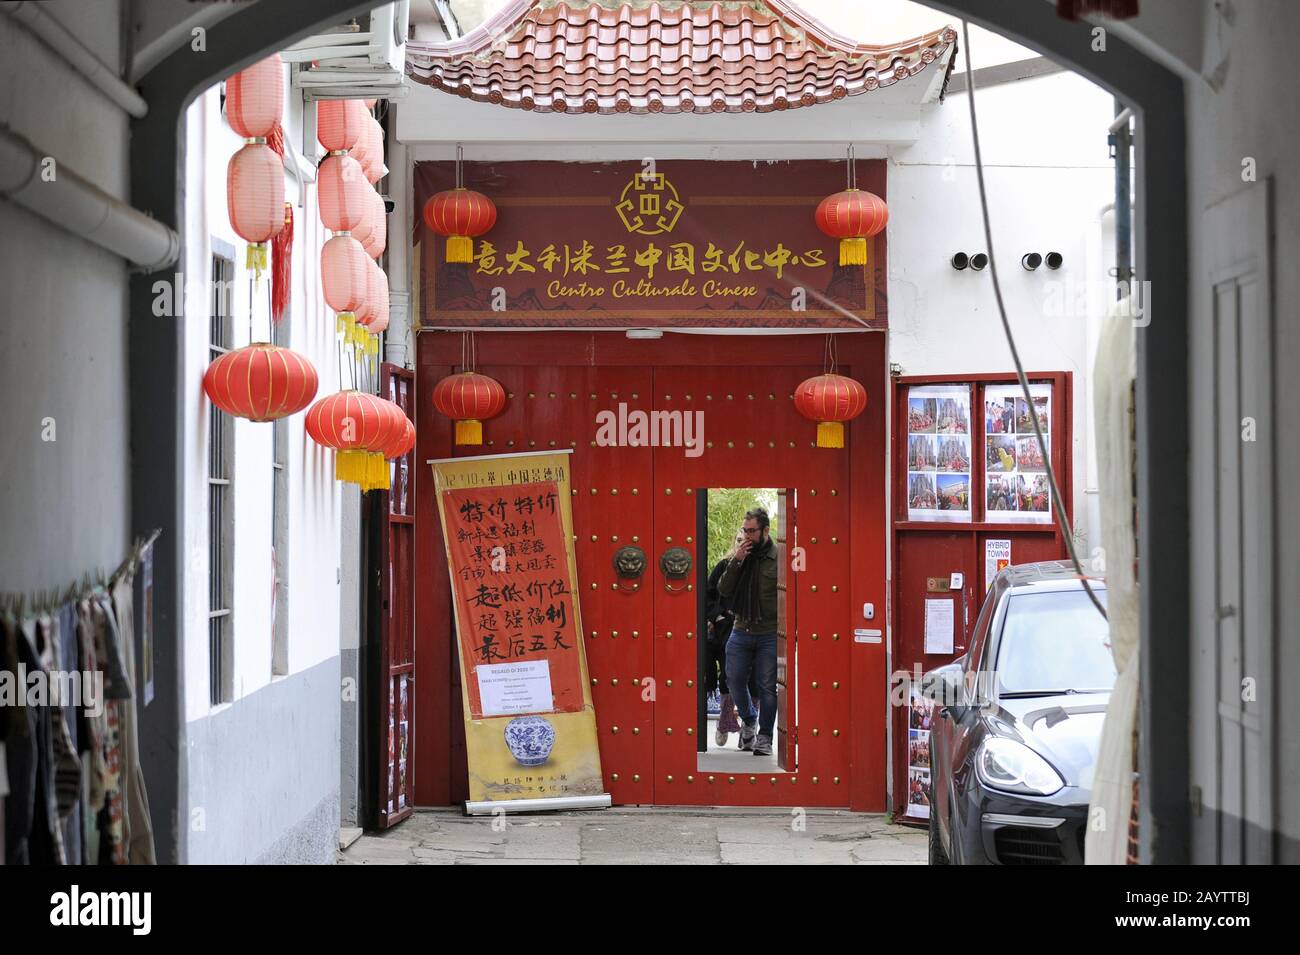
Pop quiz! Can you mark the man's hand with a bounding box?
[735,538,754,560]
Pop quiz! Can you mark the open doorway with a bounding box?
[696,487,795,775]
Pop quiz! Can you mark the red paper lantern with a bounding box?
[317,154,369,233]
[227,142,285,273]
[422,188,496,263]
[226,53,283,139]
[321,235,369,316]
[382,417,416,459]
[355,257,385,329]
[793,373,867,448]
[814,189,888,266]
[353,188,385,259]
[305,390,406,486]
[360,117,385,184]
[432,371,506,445]
[317,99,366,153]
[203,343,318,422]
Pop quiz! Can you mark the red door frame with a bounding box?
[376,363,416,827]
[888,371,1074,819]
[414,331,890,811]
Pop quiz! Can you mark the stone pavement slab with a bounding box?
[338,807,927,865]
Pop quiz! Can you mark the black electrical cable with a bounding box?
[959,20,1107,621]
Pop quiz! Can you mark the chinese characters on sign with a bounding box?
[443,479,584,718]
[472,237,828,300]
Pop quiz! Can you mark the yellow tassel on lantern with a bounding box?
[838,237,867,266]
[246,242,269,277]
[366,335,379,356]
[455,419,483,445]
[446,235,473,263]
[336,313,348,334]
[365,452,389,492]
[336,449,368,484]
[816,421,845,448]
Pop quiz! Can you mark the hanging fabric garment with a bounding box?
[90,597,127,865]
[56,602,84,864]
[3,617,63,864]
[110,576,156,864]
[41,610,83,863]
[76,600,106,864]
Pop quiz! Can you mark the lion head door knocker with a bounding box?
[659,546,693,593]
[612,545,647,592]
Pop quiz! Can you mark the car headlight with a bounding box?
[976,738,1064,796]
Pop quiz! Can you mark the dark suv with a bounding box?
[924,560,1113,865]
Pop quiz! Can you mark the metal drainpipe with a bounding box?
[384,120,411,369]
[0,126,180,270]
[1110,100,1133,295]
[1,1,148,118]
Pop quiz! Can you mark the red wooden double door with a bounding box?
[414,332,889,809]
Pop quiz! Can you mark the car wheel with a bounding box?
[928,810,950,865]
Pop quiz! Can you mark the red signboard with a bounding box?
[414,159,886,328]
[442,479,584,718]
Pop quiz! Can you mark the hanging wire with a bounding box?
[1,529,161,616]
[960,20,1107,621]
[846,143,857,190]
[456,143,464,189]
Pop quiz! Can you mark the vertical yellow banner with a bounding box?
[430,450,609,811]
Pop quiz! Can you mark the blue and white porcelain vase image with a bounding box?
[504,715,556,767]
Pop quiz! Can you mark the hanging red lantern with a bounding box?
[423,188,496,264]
[361,117,386,184]
[321,234,369,318]
[432,371,506,445]
[793,373,867,449]
[382,417,416,459]
[317,154,369,233]
[203,343,318,422]
[317,99,366,153]
[305,390,406,485]
[227,141,285,273]
[225,53,284,139]
[355,257,385,328]
[353,187,385,259]
[815,189,888,266]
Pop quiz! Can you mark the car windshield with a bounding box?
[994,588,1115,695]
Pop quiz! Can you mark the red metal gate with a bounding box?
[414,331,889,809]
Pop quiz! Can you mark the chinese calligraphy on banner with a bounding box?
[431,451,606,805]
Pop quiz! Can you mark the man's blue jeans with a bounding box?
[725,627,778,739]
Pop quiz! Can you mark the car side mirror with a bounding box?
[921,663,966,721]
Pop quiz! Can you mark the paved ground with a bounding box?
[338,807,927,864]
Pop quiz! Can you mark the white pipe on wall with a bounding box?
[0,127,180,270]
[385,126,412,369]
[1,1,148,119]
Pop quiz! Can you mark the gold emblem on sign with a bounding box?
[616,172,684,235]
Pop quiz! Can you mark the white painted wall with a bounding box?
[0,1,131,593]
[180,80,345,861]
[1178,0,1300,860]
[888,69,1116,553]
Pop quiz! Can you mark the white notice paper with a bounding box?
[476,660,554,716]
[924,598,955,655]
